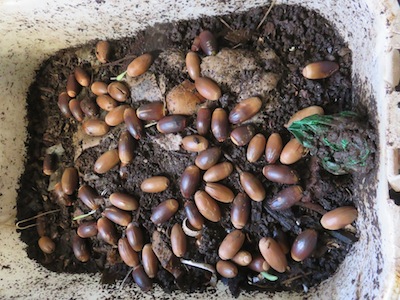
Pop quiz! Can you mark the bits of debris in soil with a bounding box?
[17,3,376,297]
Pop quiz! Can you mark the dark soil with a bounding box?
[17,4,376,297]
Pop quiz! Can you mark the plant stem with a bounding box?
[72,209,97,221]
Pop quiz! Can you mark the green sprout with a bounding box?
[260,271,279,281]
[111,70,127,81]
[72,209,97,221]
[287,111,373,175]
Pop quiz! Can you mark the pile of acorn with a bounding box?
[36,30,358,292]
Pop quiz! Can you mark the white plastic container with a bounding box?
[0,0,399,299]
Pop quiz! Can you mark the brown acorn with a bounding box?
[195,147,221,170]
[127,53,153,77]
[230,193,250,229]
[150,199,179,224]
[194,190,221,222]
[291,229,318,262]
[229,97,262,124]
[302,61,339,80]
[218,230,245,260]
[268,185,303,211]
[195,77,221,101]
[265,133,283,164]
[259,237,287,273]
[239,172,266,202]
[199,30,218,56]
[211,108,229,142]
[320,206,358,230]
[180,165,201,198]
[186,51,201,80]
[247,133,266,163]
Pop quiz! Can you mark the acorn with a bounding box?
[285,106,324,127]
[118,237,140,267]
[171,223,187,258]
[194,190,221,222]
[72,235,90,262]
[43,153,57,175]
[230,193,250,229]
[247,133,266,163]
[107,82,129,102]
[180,165,201,198]
[229,97,262,124]
[262,165,299,185]
[66,74,81,98]
[82,119,109,136]
[38,236,55,254]
[268,185,303,210]
[118,130,135,164]
[232,250,252,266]
[132,265,153,292]
[280,139,305,165]
[205,183,235,203]
[58,92,72,118]
[218,230,245,260]
[127,53,153,77]
[203,162,233,182]
[195,77,221,101]
[150,199,179,224]
[69,99,85,122]
[211,108,229,142]
[239,172,266,202]
[97,217,118,246]
[265,133,283,164]
[184,201,204,230]
[137,102,166,121]
[102,206,132,226]
[195,147,221,170]
[141,176,169,193]
[80,97,99,117]
[95,41,111,63]
[230,124,255,146]
[291,229,318,262]
[96,95,118,111]
[94,149,120,174]
[126,223,144,252]
[74,66,90,87]
[77,221,98,238]
[248,255,270,272]
[216,260,238,278]
[196,107,211,136]
[91,81,108,96]
[259,237,287,273]
[157,115,187,133]
[109,192,138,211]
[182,135,209,152]
[61,167,78,195]
[186,51,201,80]
[199,30,218,56]
[78,185,101,211]
[142,244,158,278]
[302,61,339,80]
[320,206,358,230]
[124,107,143,140]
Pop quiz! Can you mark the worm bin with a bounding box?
[0,0,399,299]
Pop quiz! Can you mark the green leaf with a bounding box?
[287,111,372,175]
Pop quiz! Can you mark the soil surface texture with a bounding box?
[17,4,376,297]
